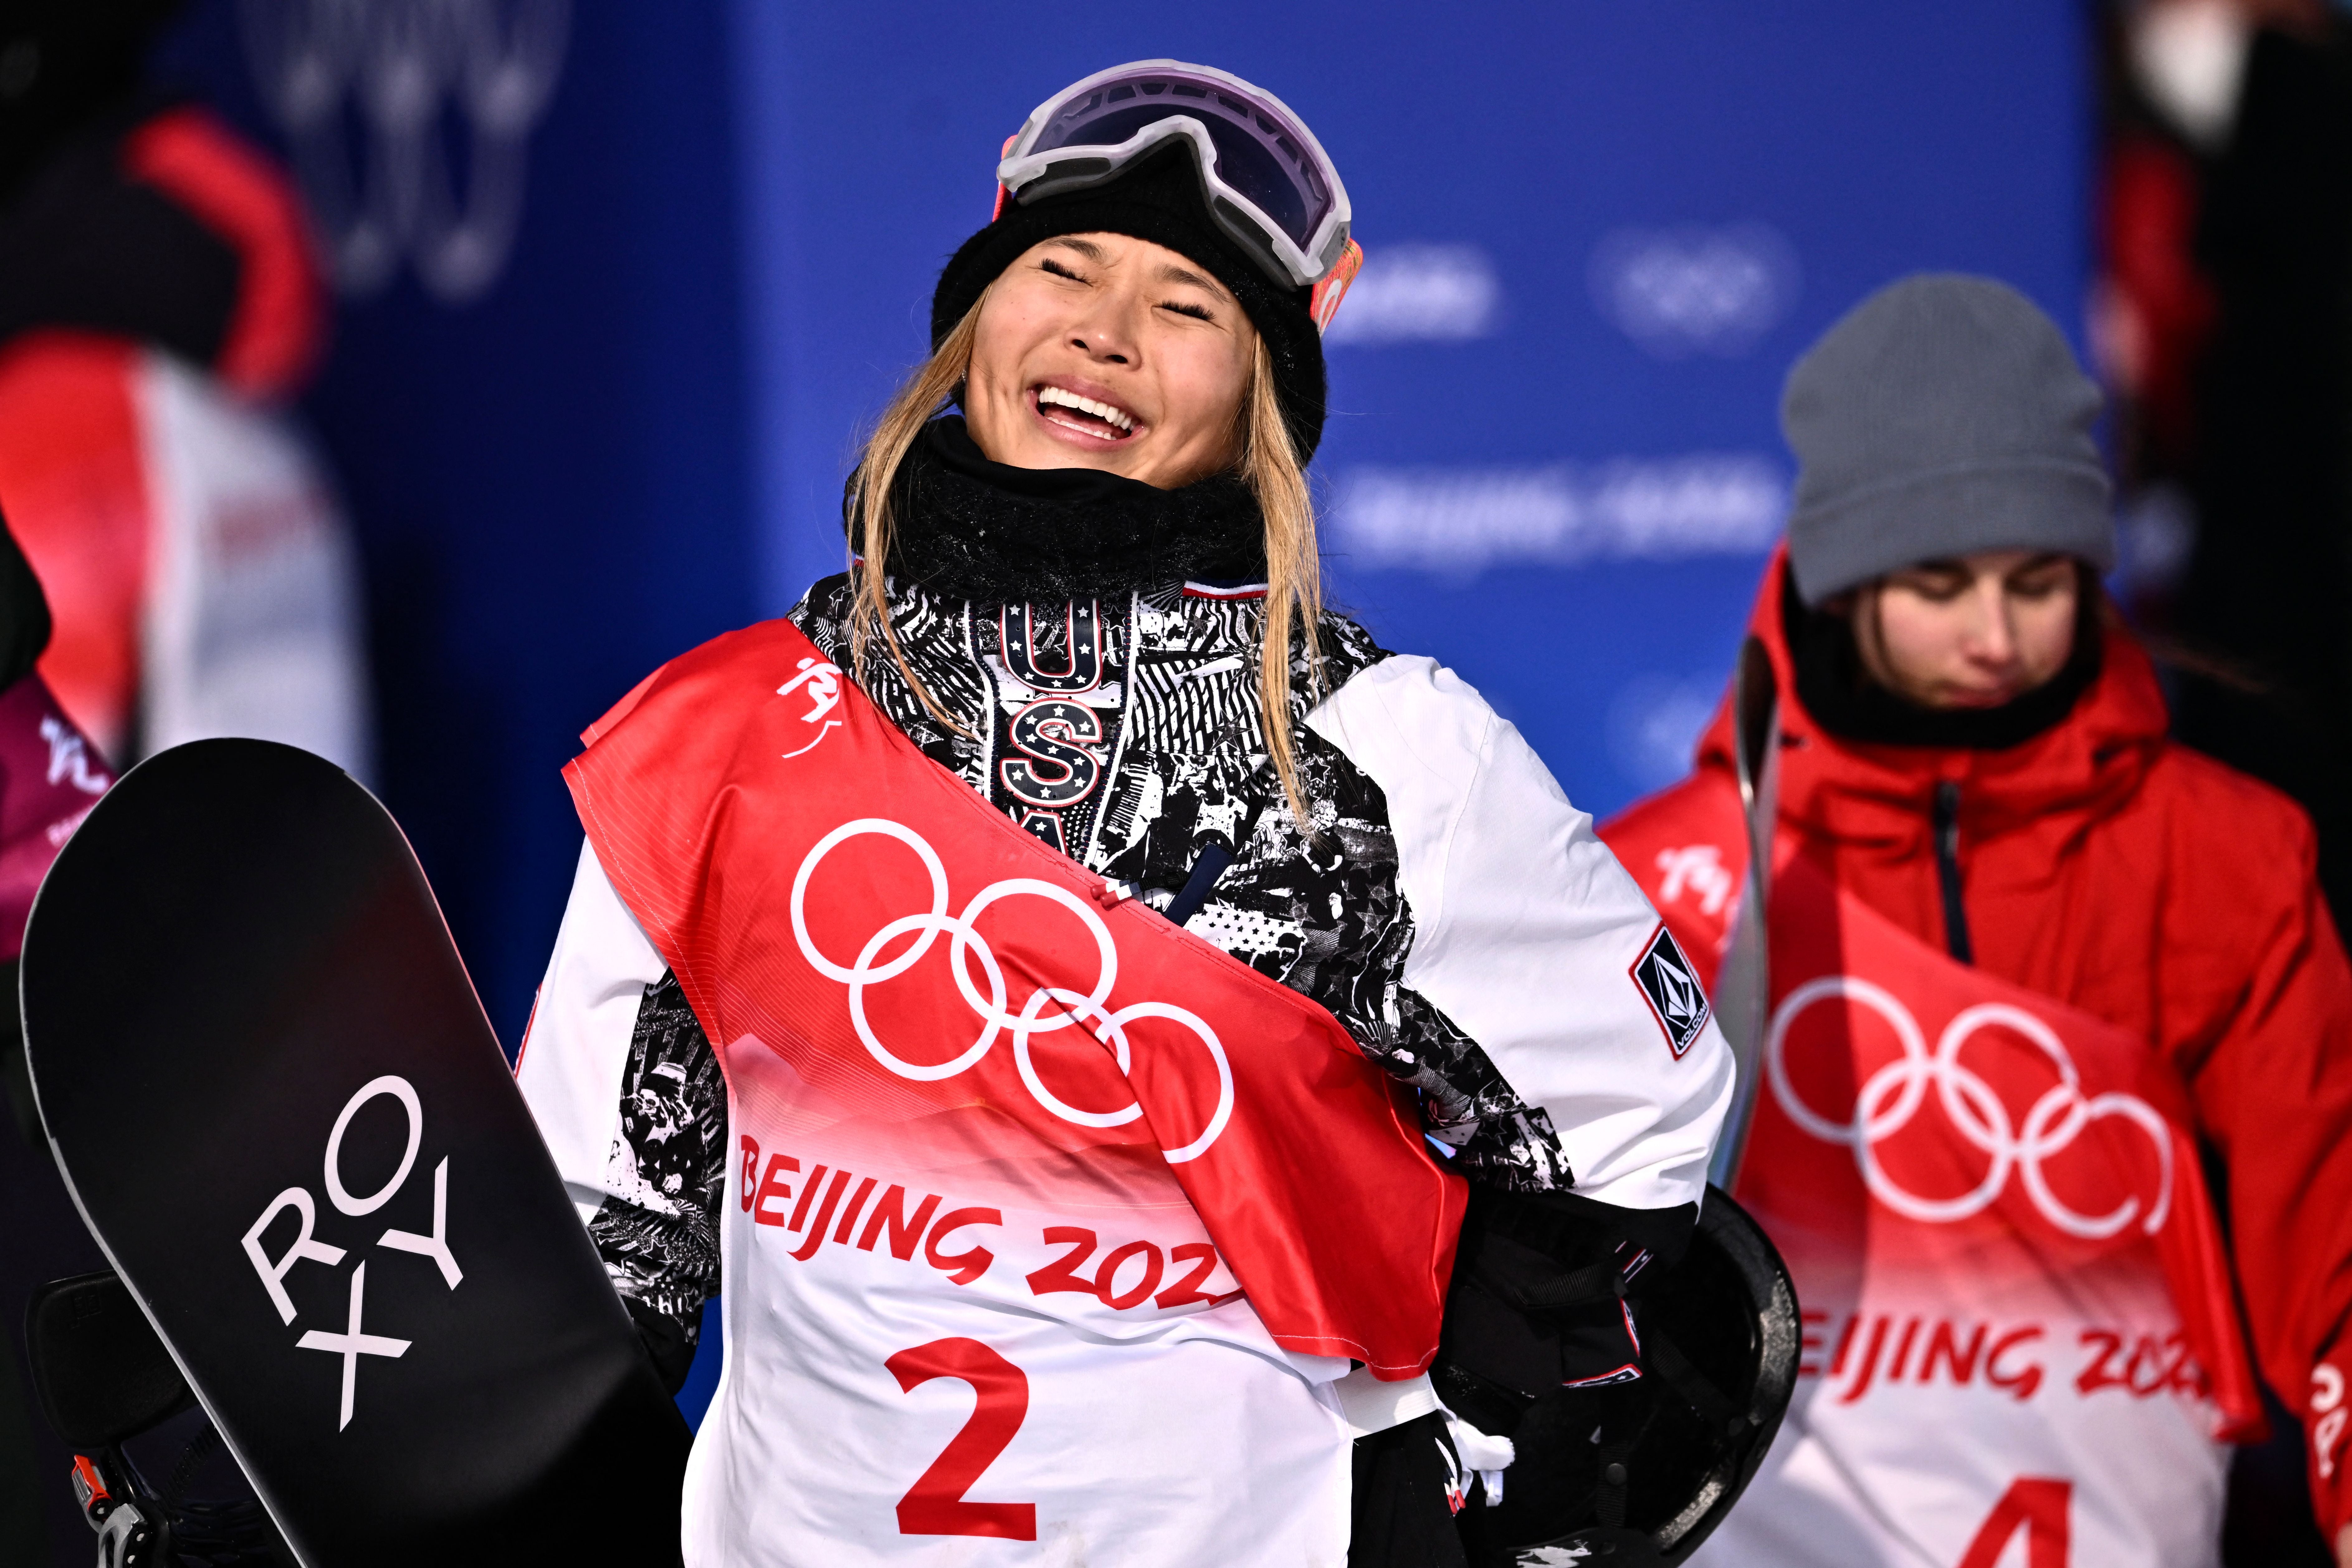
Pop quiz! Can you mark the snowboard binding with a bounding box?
[27,1271,289,1567]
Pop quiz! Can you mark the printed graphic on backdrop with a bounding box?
[1330,455,1787,579]
[1320,243,1501,346]
[237,0,570,303]
[1590,223,1803,360]
[1321,221,1800,593]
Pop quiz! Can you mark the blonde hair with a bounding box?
[845,293,1327,822]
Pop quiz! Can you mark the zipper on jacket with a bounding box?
[1932,780,1974,964]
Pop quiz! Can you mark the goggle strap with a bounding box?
[1310,240,1365,336]
[991,133,1019,222]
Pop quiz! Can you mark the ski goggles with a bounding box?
[996,60,1354,292]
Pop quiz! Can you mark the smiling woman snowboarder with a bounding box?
[516,60,1732,1566]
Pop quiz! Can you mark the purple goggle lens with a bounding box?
[1002,61,1351,288]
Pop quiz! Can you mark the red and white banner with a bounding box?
[1696,851,2262,1567]
[566,619,1463,1566]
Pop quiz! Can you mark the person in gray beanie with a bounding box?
[1772,274,2117,745]
[1599,272,2352,1566]
[1782,273,2115,609]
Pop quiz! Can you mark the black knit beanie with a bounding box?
[1781,274,2116,607]
[930,143,1329,463]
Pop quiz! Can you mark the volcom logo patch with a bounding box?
[1632,923,1710,1059]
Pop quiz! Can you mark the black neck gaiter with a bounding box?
[1785,560,2104,751]
[847,416,1267,607]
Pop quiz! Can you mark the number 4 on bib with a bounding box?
[1957,1478,2072,1568]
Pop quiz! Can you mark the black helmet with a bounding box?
[1441,1185,1800,1566]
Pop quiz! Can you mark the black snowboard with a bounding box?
[20,739,690,1566]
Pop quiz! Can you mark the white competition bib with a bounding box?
[1695,854,2259,1568]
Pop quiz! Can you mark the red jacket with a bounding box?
[0,104,324,756]
[0,107,362,775]
[1601,550,2352,1537]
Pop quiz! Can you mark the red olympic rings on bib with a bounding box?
[1765,976,2173,1240]
[788,818,1235,1164]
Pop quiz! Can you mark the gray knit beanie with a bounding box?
[1780,273,2115,606]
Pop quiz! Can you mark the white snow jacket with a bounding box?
[517,573,1733,1413]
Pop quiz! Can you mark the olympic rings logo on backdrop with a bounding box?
[790,820,1234,1164]
[239,0,570,304]
[1765,976,2173,1240]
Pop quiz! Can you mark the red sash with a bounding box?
[1741,849,2263,1438]
[563,618,1462,1377]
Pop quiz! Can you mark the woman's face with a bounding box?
[1850,549,2081,710]
[963,233,1257,489]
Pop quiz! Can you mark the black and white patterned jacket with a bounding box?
[515,573,1733,1372]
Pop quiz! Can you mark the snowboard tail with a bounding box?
[21,739,689,1566]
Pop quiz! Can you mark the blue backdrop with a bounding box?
[154,1,2087,1425]
[737,2,2091,817]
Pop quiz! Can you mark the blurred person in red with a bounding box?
[0,0,368,778]
[0,515,118,1565]
[1603,275,2352,1565]
[2101,0,2352,944]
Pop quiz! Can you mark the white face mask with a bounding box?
[2130,0,2254,151]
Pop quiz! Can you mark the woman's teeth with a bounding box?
[1036,386,1135,439]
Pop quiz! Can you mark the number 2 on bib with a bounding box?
[888,1338,1037,1541]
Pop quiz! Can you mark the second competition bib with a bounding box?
[1702,851,2262,1568]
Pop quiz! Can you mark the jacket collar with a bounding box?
[1693,546,2170,852]
[854,417,1268,608]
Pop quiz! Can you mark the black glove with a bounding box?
[1433,1186,1695,1554]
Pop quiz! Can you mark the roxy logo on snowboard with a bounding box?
[238,1075,462,1431]
[1633,922,1711,1058]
